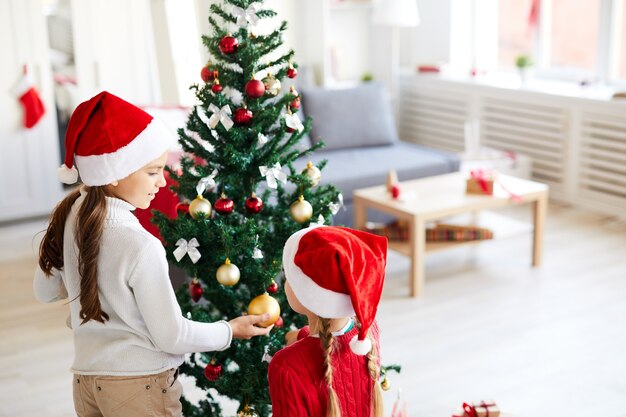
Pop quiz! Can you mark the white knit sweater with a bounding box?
[34,191,232,376]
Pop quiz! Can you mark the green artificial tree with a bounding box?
[153,1,342,416]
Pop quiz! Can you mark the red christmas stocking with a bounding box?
[12,73,46,129]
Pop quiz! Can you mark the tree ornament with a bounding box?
[234,107,253,125]
[237,405,259,417]
[290,96,301,111]
[263,73,281,96]
[175,202,190,215]
[245,193,263,214]
[211,79,223,94]
[216,258,240,286]
[247,292,280,327]
[274,316,284,328]
[290,195,313,223]
[267,280,278,293]
[219,34,239,54]
[214,193,234,215]
[200,64,215,83]
[189,278,203,302]
[245,77,265,99]
[284,111,304,133]
[204,359,222,381]
[189,195,212,219]
[302,161,321,186]
[287,63,298,79]
[381,376,391,391]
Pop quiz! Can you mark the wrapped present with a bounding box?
[466,169,495,195]
[452,401,500,417]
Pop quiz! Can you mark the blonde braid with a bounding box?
[319,318,342,417]
[366,333,384,417]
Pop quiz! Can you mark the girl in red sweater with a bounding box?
[269,225,388,417]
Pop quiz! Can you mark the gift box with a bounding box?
[452,400,500,417]
[466,169,495,195]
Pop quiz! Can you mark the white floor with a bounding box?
[2,204,626,417]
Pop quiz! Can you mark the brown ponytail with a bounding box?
[39,188,81,274]
[366,334,384,417]
[75,186,109,324]
[319,318,342,417]
[38,186,110,324]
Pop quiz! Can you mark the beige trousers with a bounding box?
[73,368,183,417]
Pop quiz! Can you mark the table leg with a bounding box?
[353,196,367,231]
[409,216,426,297]
[532,193,548,266]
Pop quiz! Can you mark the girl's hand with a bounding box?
[229,314,273,339]
[284,330,299,346]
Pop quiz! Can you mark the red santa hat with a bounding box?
[58,91,176,186]
[282,225,388,355]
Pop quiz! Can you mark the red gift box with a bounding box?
[452,400,500,417]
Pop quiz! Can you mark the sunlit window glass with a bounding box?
[498,0,536,69]
[550,0,600,72]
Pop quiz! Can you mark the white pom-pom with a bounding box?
[350,335,372,356]
[58,164,78,184]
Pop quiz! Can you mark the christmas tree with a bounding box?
[154,1,342,416]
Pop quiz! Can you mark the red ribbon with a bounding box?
[470,169,523,202]
[462,401,497,417]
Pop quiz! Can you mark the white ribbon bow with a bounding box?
[328,193,344,215]
[312,214,325,226]
[196,169,218,195]
[173,238,202,264]
[259,163,287,189]
[258,133,269,146]
[253,247,264,259]
[285,113,304,133]
[232,4,260,27]
[205,104,233,130]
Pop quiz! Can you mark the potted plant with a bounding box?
[515,54,534,84]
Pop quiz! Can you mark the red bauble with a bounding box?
[290,97,301,110]
[219,35,239,54]
[287,67,298,79]
[245,194,263,214]
[391,184,401,199]
[204,361,222,381]
[189,279,203,302]
[214,193,234,215]
[234,107,253,125]
[176,202,190,215]
[211,80,223,94]
[245,79,265,99]
[274,316,284,328]
[200,66,212,83]
[267,281,278,293]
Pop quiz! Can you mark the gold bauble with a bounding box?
[302,161,322,187]
[381,377,391,391]
[290,195,313,223]
[216,258,240,286]
[247,292,280,327]
[263,74,281,96]
[237,405,259,417]
[189,195,212,219]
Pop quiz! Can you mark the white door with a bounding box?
[0,0,64,222]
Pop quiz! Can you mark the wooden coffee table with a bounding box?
[353,172,549,297]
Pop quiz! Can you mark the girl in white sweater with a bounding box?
[34,91,271,417]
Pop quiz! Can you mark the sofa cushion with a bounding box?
[296,142,460,204]
[302,83,399,151]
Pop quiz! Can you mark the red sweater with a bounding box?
[268,322,380,417]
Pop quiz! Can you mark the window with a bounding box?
[497,0,535,69]
[468,0,626,84]
[549,0,601,74]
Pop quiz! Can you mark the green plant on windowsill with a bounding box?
[515,54,534,69]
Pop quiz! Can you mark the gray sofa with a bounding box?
[294,82,460,226]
